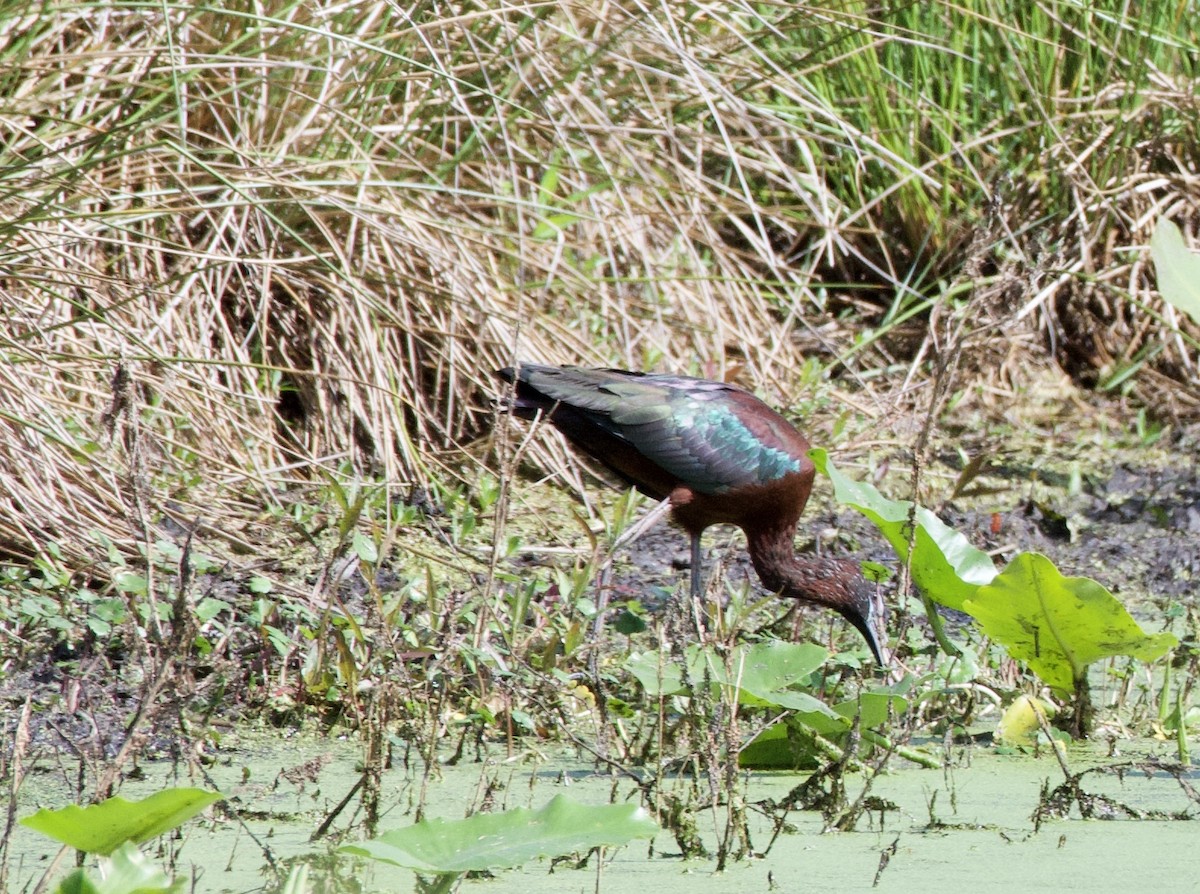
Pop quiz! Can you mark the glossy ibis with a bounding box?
[496,363,885,664]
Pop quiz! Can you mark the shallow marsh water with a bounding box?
[7,727,1197,893]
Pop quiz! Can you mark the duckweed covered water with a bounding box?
[6,729,1196,893]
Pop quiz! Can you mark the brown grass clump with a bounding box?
[0,1,1198,571]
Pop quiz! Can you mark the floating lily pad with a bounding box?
[339,795,657,873]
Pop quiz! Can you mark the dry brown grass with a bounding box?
[0,1,1198,571]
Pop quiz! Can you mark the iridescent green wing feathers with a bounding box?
[504,365,806,494]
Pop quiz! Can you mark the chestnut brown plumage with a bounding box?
[496,363,885,664]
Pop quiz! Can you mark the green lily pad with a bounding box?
[339,795,657,873]
[738,719,808,768]
[814,452,1178,710]
[801,692,908,737]
[963,552,1178,693]
[21,789,223,856]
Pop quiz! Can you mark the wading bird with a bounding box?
[496,363,885,664]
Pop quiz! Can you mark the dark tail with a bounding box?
[494,364,555,417]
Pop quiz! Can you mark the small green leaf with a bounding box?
[963,553,1178,694]
[352,531,378,563]
[21,789,223,855]
[1151,218,1200,325]
[339,795,657,872]
[51,870,101,894]
[248,575,273,595]
[612,609,647,636]
[531,212,582,240]
[114,572,148,596]
[194,597,226,623]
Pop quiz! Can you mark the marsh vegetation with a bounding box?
[1,1,1198,891]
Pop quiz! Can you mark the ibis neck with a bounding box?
[746,527,852,613]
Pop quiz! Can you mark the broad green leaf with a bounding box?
[811,449,996,610]
[739,719,815,769]
[963,553,1178,693]
[833,692,906,729]
[794,692,909,738]
[724,641,831,710]
[339,795,657,872]
[248,575,273,594]
[1151,218,1200,325]
[740,692,908,768]
[626,641,835,715]
[22,789,223,855]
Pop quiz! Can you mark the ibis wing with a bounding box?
[506,366,806,494]
[607,387,807,494]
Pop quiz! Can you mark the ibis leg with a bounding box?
[690,533,703,601]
